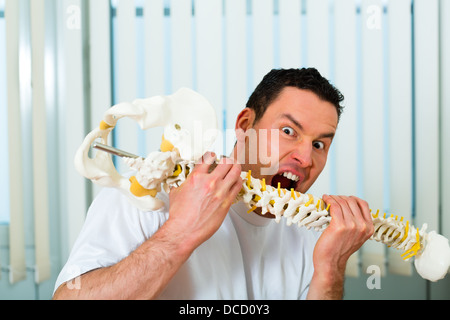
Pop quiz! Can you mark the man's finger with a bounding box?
[210,157,237,178]
[323,195,345,225]
[195,152,217,173]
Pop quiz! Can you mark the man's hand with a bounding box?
[165,152,243,250]
[307,195,374,300]
[53,152,243,300]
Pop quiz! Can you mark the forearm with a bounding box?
[53,222,194,300]
[306,265,345,300]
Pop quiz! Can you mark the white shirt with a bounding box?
[55,187,320,299]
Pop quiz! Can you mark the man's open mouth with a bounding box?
[270,172,300,190]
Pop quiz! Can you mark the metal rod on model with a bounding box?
[92,142,140,159]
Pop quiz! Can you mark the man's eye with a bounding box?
[282,127,295,136]
[313,141,325,150]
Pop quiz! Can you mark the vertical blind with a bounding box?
[5,0,26,284]
[0,0,449,289]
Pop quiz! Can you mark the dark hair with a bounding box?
[246,68,344,123]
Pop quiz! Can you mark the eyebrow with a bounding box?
[281,113,336,140]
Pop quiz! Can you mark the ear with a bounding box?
[235,108,256,132]
[232,108,255,165]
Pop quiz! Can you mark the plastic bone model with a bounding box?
[74,88,218,210]
[75,89,450,282]
[238,172,450,282]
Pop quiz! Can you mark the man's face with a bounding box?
[234,87,338,194]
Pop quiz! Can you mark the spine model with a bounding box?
[237,171,425,261]
[155,162,424,261]
[107,146,449,282]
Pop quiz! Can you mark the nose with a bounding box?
[290,142,313,168]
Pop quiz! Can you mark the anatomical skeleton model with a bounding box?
[75,88,450,282]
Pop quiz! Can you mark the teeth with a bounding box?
[282,171,299,182]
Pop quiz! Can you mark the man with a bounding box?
[53,68,373,300]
